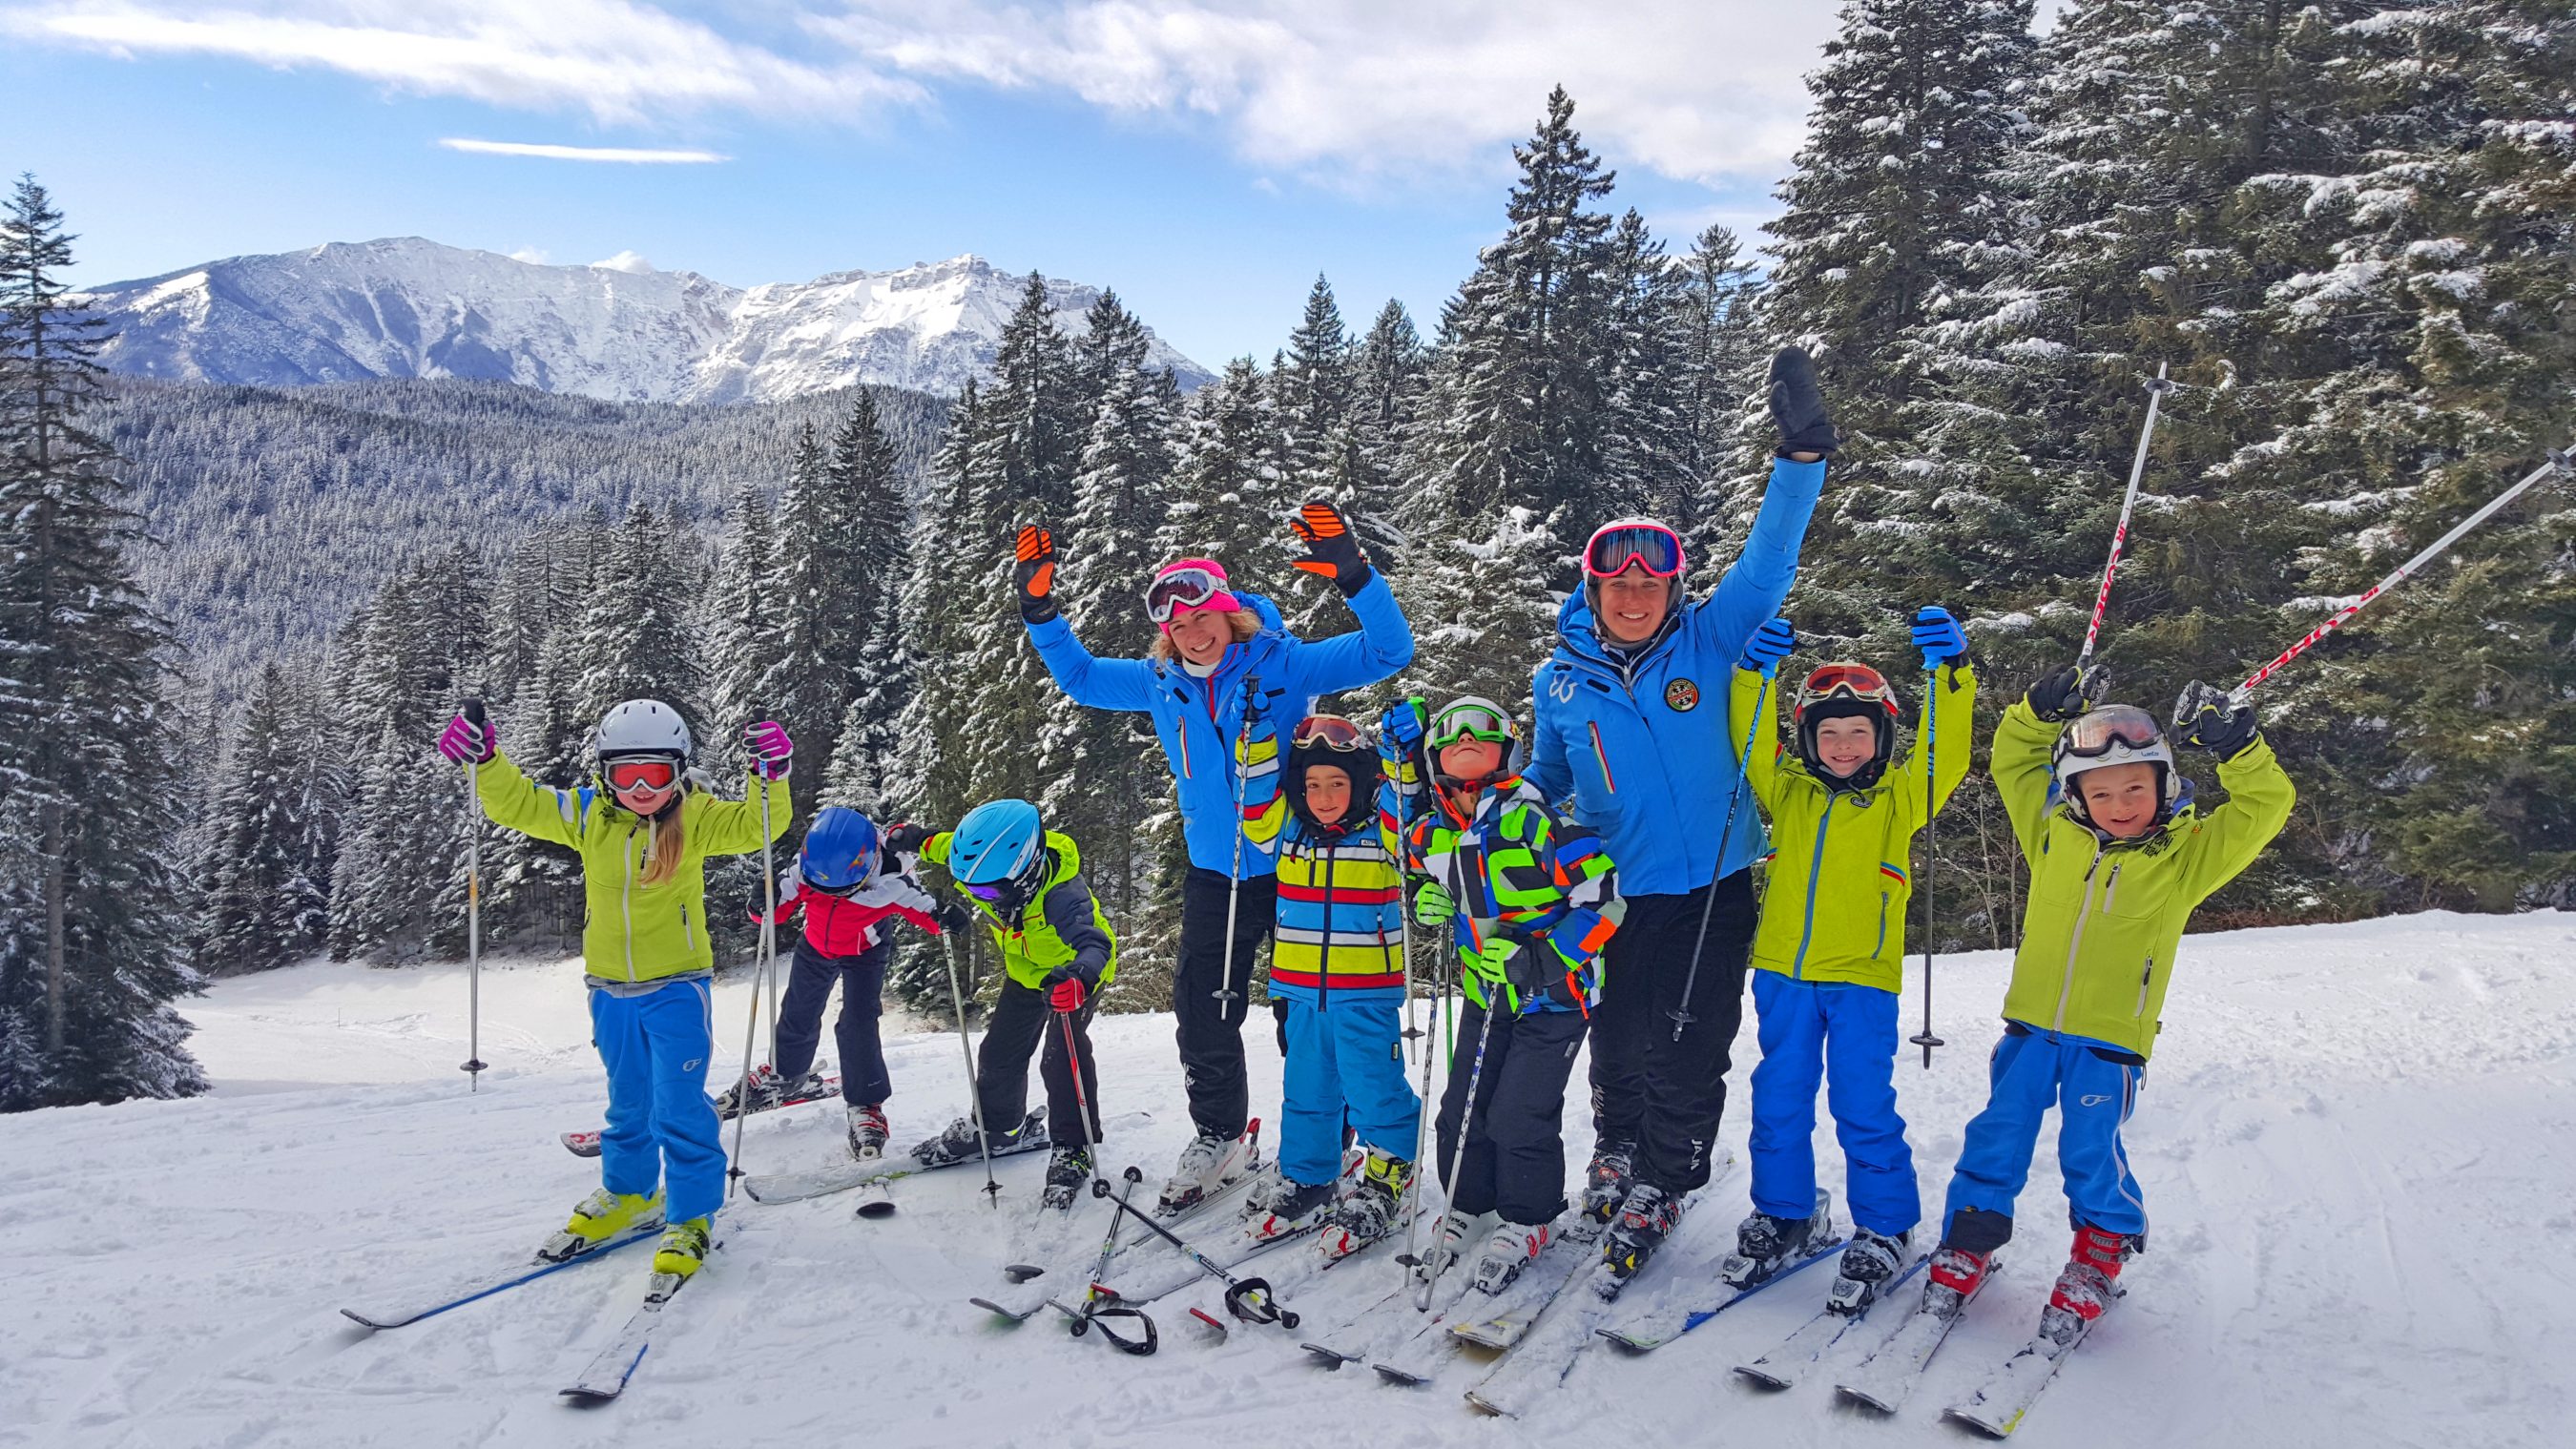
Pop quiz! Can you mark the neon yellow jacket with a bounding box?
[1993,700,2296,1059]
[922,830,1118,991]
[474,750,790,984]
[1735,661,1976,993]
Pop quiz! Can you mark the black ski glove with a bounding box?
[933,900,973,936]
[885,822,933,855]
[2026,663,2109,724]
[1013,524,1061,626]
[2172,681,2259,759]
[1768,346,1840,460]
[1290,499,1372,596]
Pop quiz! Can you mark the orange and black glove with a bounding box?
[1013,524,1060,625]
[1289,500,1372,596]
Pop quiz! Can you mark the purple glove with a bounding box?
[745,720,794,779]
[438,705,495,765]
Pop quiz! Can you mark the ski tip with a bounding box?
[1836,1386,1898,1415]
[1942,1407,2013,1439]
[1463,1392,1514,1418]
[339,1309,386,1332]
[854,1199,898,1220]
[1001,1263,1048,1283]
[1733,1364,1792,1391]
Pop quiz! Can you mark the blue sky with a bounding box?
[1,2,1861,367]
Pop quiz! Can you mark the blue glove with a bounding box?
[1381,696,1426,754]
[1737,618,1797,675]
[1912,607,1967,670]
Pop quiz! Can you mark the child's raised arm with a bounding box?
[474,750,589,848]
[1897,658,1979,828]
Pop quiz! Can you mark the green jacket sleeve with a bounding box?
[2177,735,2296,903]
[1895,660,1979,829]
[1992,698,2060,869]
[1731,667,1786,815]
[921,832,954,869]
[473,749,585,848]
[689,771,792,858]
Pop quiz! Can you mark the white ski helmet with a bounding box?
[2051,704,2181,829]
[594,699,692,761]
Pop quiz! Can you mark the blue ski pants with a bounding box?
[591,979,726,1226]
[1942,1024,2147,1245]
[1279,993,1421,1187]
[1747,971,1919,1235]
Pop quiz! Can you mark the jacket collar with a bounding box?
[1552,590,1682,682]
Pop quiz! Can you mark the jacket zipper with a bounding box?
[2134,956,2154,1017]
[1588,721,1617,794]
[620,825,638,983]
[1874,891,1889,958]
[2052,845,2109,1031]
[1318,844,1336,1011]
[2104,863,2124,914]
[1177,714,1193,779]
[1791,796,1838,980]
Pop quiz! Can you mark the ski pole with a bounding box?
[1417,972,1498,1313]
[945,925,1003,1208]
[1061,1168,1158,1356]
[1910,664,1945,1069]
[1667,663,1780,1042]
[2080,362,2174,667]
[1212,674,1266,1007]
[1057,997,1107,1193]
[726,763,781,1198]
[460,696,488,1091]
[2213,445,2575,703]
[1090,1164,1302,1331]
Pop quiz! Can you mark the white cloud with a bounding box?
[441,137,728,162]
[7,0,1840,187]
[589,250,654,274]
[505,245,547,263]
[8,0,923,126]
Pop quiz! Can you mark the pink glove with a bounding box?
[438,708,494,764]
[745,720,794,779]
[1049,979,1087,1012]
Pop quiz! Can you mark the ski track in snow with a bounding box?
[5,911,2571,1448]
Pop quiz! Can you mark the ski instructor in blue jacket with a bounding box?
[1529,347,1839,1280]
[1011,502,1414,1213]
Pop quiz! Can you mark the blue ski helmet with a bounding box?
[948,798,1045,892]
[800,807,880,893]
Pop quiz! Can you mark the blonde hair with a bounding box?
[638,801,686,887]
[1150,609,1260,662]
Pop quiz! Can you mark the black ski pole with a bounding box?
[1213,674,1265,1006]
[1060,1168,1158,1356]
[1090,1165,1301,1330]
[459,695,488,1089]
[1668,663,1781,1042]
[1911,664,1946,1068]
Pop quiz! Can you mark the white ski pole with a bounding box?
[1910,664,1944,1069]
[2079,362,2174,667]
[946,925,1003,1207]
[1212,674,1266,1006]
[726,765,781,1198]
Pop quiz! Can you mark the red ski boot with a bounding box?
[2047,1225,2139,1323]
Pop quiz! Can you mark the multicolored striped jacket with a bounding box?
[1238,720,1423,1003]
[1402,774,1622,1016]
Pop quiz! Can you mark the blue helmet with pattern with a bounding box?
[800,807,880,893]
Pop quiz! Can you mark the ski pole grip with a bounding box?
[462,697,486,728]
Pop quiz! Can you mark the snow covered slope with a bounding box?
[79,238,1212,401]
[5,911,2570,1447]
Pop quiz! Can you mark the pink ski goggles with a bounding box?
[1147,559,1244,629]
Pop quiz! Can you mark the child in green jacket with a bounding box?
[1925,667,2291,1335]
[1729,608,1976,1304]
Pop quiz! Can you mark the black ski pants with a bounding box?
[1174,866,1278,1140]
[1588,872,1757,1194]
[1433,1001,1588,1227]
[773,936,894,1106]
[974,977,1102,1147]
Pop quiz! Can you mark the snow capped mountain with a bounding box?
[80,238,1211,402]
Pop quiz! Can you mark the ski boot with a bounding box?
[1159,1129,1249,1215]
[1319,1150,1412,1261]
[1411,1208,1494,1285]
[1922,1242,1996,1318]
[1470,1220,1553,1295]
[1578,1140,1635,1238]
[846,1102,889,1161]
[715,1064,786,1118]
[1825,1226,1911,1314]
[2046,1225,2139,1326]
[537,1188,664,1262]
[1248,1177,1338,1242]
[1719,1189,1832,1290]
[652,1215,713,1279]
[1601,1182,1687,1289]
[910,1112,1045,1169]
[1043,1147,1094,1211]
[777,1067,830,1103]
[1238,1159,1287,1218]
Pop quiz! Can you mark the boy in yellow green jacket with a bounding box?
[1925,666,2291,1331]
[439,698,793,1280]
[1728,609,1975,1302]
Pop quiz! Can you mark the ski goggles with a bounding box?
[1798,662,1900,714]
[2060,704,2166,760]
[603,757,679,793]
[1144,565,1240,624]
[1291,715,1369,753]
[1582,521,1685,580]
[1428,702,1516,749]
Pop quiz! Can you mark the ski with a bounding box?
[743,1107,1050,1204]
[558,1248,718,1402]
[1942,1302,2100,1438]
[564,1074,841,1157]
[1834,1255,2005,1414]
[341,1229,657,1331]
[1732,1252,1928,1391]
[1444,1232,1599,1352]
[1299,1265,1472,1367]
[969,1149,1269,1324]
[1591,1232,1851,1353]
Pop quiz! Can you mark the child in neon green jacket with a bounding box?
[1728,608,1975,1298]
